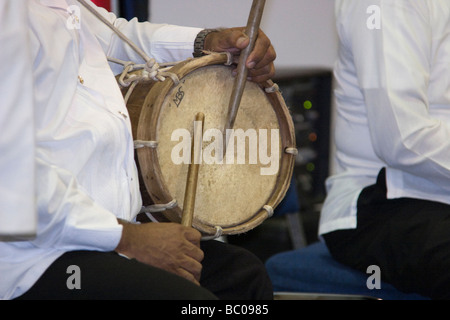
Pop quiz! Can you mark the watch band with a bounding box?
[193,29,220,58]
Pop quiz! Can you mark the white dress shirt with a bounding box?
[0,0,201,299]
[319,0,450,236]
[0,1,37,238]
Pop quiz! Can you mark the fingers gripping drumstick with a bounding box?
[181,113,205,227]
[224,0,267,133]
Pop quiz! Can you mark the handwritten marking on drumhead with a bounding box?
[172,86,185,108]
[171,122,280,176]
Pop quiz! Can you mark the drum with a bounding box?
[121,53,296,236]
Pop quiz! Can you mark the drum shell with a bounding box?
[123,54,296,235]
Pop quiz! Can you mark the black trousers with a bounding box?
[323,168,450,300]
[16,240,273,300]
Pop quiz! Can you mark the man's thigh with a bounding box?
[17,250,217,300]
[323,169,450,299]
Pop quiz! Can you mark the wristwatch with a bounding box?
[193,29,220,58]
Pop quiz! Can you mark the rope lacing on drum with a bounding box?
[109,57,181,105]
[223,51,234,66]
[144,59,181,85]
[141,203,224,241]
[263,205,274,218]
[200,50,233,66]
[141,201,177,228]
[134,140,158,149]
[285,147,298,155]
[201,226,224,241]
[139,199,178,214]
[265,83,280,93]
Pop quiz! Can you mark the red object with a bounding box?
[91,0,111,11]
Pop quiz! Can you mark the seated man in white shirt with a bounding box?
[319,0,450,299]
[0,0,276,300]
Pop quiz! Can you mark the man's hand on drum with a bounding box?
[115,221,204,286]
[204,27,276,83]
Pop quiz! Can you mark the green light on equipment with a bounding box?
[303,100,313,110]
[306,162,315,172]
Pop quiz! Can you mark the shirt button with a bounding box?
[78,75,84,84]
[118,111,128,119]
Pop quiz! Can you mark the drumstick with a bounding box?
[181,113,205,227]
[224,0,267,133]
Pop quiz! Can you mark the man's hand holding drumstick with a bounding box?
[115,220,204,286]
[115,23,276,286]
[203,27,277,84]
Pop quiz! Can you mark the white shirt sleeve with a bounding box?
[0,1,37,239]
[79,1,202,72]
[337,0,450,194]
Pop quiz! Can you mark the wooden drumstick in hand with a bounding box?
[181,113,205,227]
[224,0,266,132]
